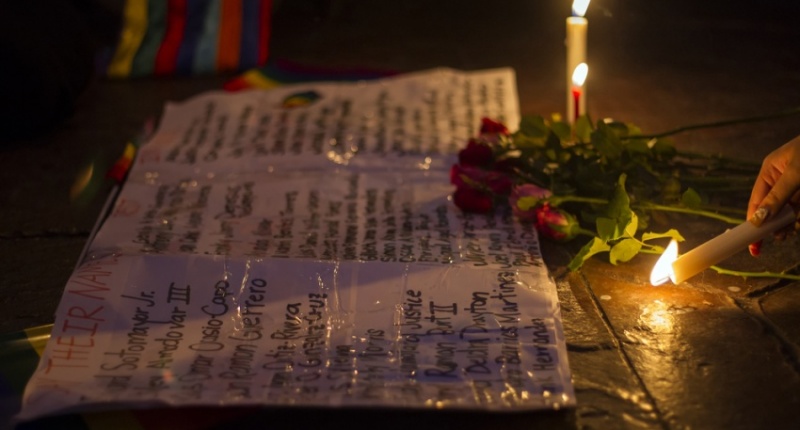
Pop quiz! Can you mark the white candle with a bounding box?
[566,0,590,123]
[650,206,796,285]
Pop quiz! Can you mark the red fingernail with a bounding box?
[749,241,761,257]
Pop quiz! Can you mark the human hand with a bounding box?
[747,135,800,256]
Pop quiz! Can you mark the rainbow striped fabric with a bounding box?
[101,0,272,78]
[223,60,398,92]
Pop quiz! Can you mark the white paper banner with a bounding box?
[18,68,574,422]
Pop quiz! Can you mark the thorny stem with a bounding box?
[637,202,744,224]
[676,155,761,171]
[681,175,755,184]
[548,195,607,206]
[694,204,746,216]
[620,106,800,140]
[547,196,745,224]
[710,265,800,281]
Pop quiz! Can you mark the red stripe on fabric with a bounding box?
[154,0,188,76]
[217,0,242,71]
[257,0,272,65]
[223,77,249,92]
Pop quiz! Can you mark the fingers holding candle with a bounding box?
[748,135,800,223]
[747,135,800,255]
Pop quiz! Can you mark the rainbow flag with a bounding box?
[102,0,272,78]
[223,59,397,92]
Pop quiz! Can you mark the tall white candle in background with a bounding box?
[567,0,590,123]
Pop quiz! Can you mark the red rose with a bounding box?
[450,163,470,187]
[453,187,493,213]
[479,117,509,135]
[535,204,579,242]
[458,138,494,167]
[493,157,519,173]
[450,164,513,196]
[484,171,512,195]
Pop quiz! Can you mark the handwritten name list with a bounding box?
[20,68,573,422]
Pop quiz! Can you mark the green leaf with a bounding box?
[661,177,682,201]
[681,188,702,209]
[609,238,642,265]
[651,138,677,158]
[595,174,637,241]
[517,196,539,211]
[591,122,624,160]
[641,229,686,243]
[513,133,546,149]
[625,123,643,136]
[624,139,650,155]
[604,121,630,136]
[518,115,548,138]
[596,217,617,241]
[608,174,632,220]
[624,211,639,237]
[574,115,593,142]
[551,122,571,142]
[568,237,611,271]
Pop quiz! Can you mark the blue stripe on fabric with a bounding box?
[176,0,211,75]
[239,0,260,70]
[192,0,221,74]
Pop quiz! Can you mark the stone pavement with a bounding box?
[2,1,800,428]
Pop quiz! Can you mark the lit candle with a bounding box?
[650,206,796,286]
[571,63,588,124]
[566,0,590,123]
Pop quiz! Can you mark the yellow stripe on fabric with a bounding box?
[242,69,281,89]
[123,141,137,160]
[107,0,149,78]
[83,411,144,430]
[23,324,53,357]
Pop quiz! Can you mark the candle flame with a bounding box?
[572,0,591,17]
[571,63,588,87]
[650,240,678,286]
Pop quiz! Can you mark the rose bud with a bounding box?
[509,184,552,222]
[535,204,580,242]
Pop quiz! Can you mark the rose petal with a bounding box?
[453,187,493,213]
